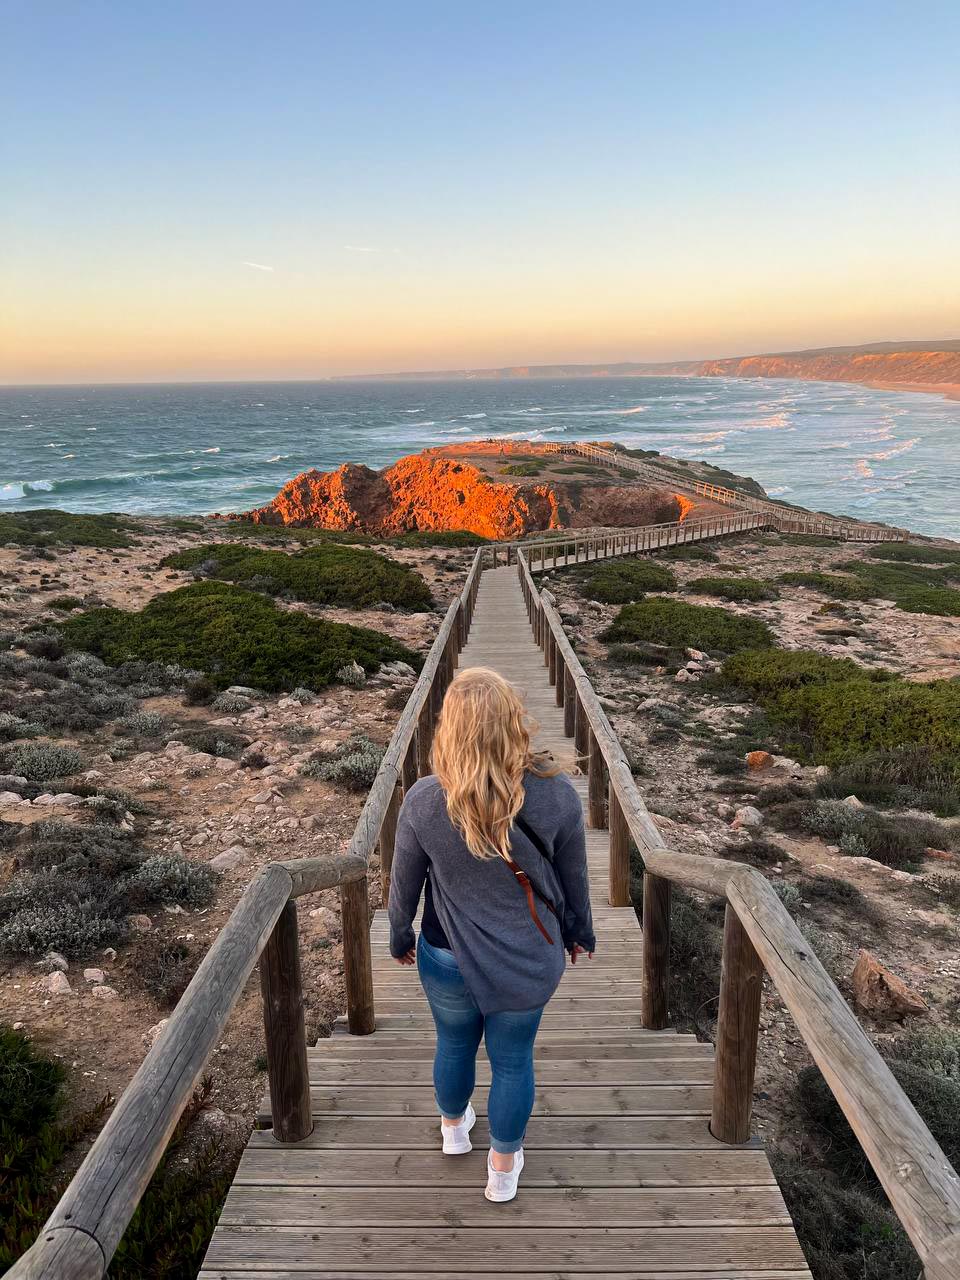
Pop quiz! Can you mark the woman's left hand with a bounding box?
[393,948,416,966]
[569,944,594,965]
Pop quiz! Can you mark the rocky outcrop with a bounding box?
[243,453,682,539]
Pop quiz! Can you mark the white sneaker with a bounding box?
[441,1102,476,1154]
[485,1148,524,1202]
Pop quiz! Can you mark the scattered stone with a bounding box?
[813,765,831,779]
[39,951,69,973]
[308,906,339,935]
[716,802,735,820]
[128,913,153,932]
[249,789,274,805]
[745,750,775,770]
[732,805,763,830]
[925,846,959,863]
[0,774,28,791]
[209,845,246,871]
[44,971,72,995]
[851,950,928,1021]
[215,758,239,773]
[0,791,22,805]
[685,648,706,661]
[843,795,864,809]
[83,968,105,985]
[91,984,119,1001]
[51,792,83,807]
[143,1018,169,1047]
[102,947,117,961]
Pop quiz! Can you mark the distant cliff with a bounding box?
[240,451,683,539]
[335,340,960,389]
[694,345,960,388]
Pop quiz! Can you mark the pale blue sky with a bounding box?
[2,0,958,382]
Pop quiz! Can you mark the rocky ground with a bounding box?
[0,520,473,1137]
[540,532,960,1148]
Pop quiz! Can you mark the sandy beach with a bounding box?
[864,381,960,403]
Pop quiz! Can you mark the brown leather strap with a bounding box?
[501,852,555,945]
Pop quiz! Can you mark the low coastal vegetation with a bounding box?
[577,558,677,603]
[777,570,872,600]
[61,582,420,691]
[0,1025,239,1276]
[721,647,960,772]
[833,557,960,616]
[867,542,960,566]
[161,541,433,609]
[0,508,135,549]
[0,819,218,959]
[685,575,777,602]
[602,598,775,653]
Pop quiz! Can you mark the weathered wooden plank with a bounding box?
[200,1271,813,1280]
[230,1146,776,1188]
[302,1059,715,1084]
[248,1114,726,1150]
[218,1184,792,1228]
[278,1084,713,1116]
[201,1225,810,1272]
[311,1039,709,1060]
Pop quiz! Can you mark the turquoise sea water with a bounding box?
[0,377,957,538]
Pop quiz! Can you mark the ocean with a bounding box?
[1,377,957,538]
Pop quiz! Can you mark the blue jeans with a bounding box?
[416,935,544,1154]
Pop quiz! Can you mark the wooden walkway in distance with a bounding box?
[200,565,811,1279]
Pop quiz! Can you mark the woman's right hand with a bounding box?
[394,948,416,966]
[569,944,594,965]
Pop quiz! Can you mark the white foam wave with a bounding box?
[853,460,875,478]
[766,485,793,496]
[202,447,221,454]
[614,405,649,416]
[462,412,487,419]
[866,436,921,461]
[266,454,292,463]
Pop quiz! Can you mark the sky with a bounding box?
[2,0,959,384]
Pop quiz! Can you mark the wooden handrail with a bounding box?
[9,548,487,1280]
[517,549,960,1276]
[545,441,908,542]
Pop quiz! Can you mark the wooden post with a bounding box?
[574,693,589,766]
[555,650,565,708]
[402,738,418,793]
[608,787,630,907]
[548,629,557,684]
[642,871,671,1029]
[260,900,313,1143]
[378,783,402,907]
[587,729,608,829]
[417,700,433,776]
[341,875,375,1035]
[563,667,576,737]
[711,905,764,1145]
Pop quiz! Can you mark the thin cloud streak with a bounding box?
[242,261,274,271]
[344,245,379,253]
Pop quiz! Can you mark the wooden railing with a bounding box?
[9,548,486,1280]
[516,549,960,1280]
[547,441,908,542]
[490,509,768,571]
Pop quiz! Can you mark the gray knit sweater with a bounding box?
[388,771,595,1014]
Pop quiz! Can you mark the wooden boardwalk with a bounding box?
[200,566,811,1279]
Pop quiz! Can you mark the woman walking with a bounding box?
[388,667,595,1202]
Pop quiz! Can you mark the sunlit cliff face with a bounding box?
[239,453,682,538]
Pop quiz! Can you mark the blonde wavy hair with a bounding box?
[431,667,563,861]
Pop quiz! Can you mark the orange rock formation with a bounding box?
[243,452,682,539]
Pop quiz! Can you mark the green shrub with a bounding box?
[0,712,42,741]
[388,529,489,548]
[868,542,960,566]
[602,599,774,654]
[815,747,960,816]
[721,838,787,867]
[892,586,960,616]
[125,856,218,909]
[0,742,85,780]
[798,1060,960,1183]
[0,509,134,549]
[173,727,250,758]
[161,542,433,610]
[766,799,931,868]
[211,691,251,713]
[722,648,892,700]
[580,559,677,603]
[891,1027,960,1081]
[0,1027,239,1278]
[48,595,84,611]
[657,544,720,562]
[832,558,960,615]
[119,710,165,738]
[499,462,541,476]
[301,734,386,790]
[770,1153,920,1280]
[777,570,872,600]
[62,582,420,692]
[697,748,744,775]
[686,575,777,602]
